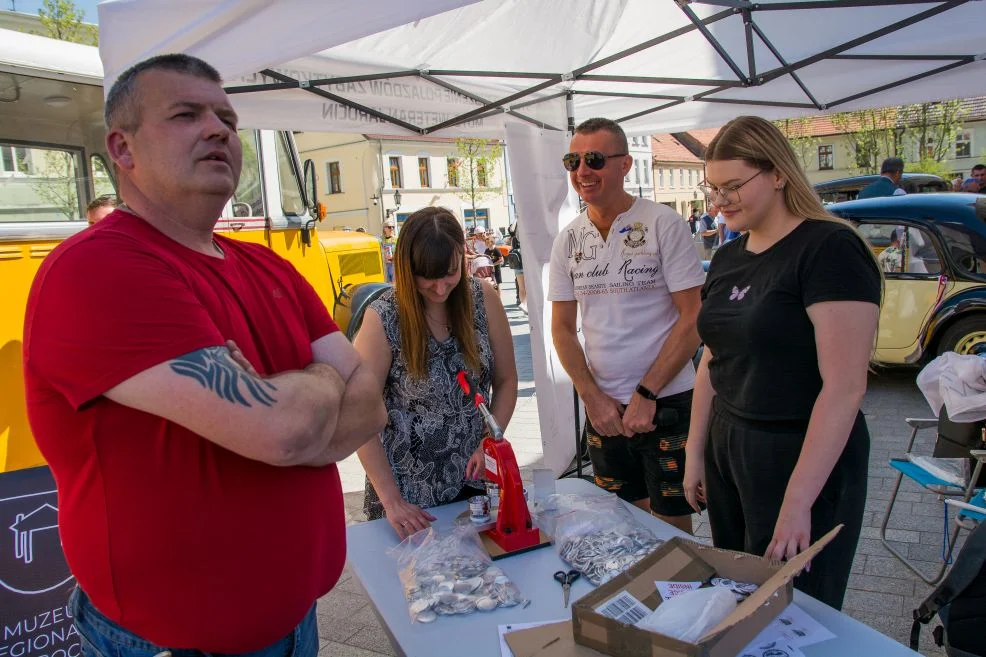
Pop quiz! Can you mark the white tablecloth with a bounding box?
[345,478,919,657]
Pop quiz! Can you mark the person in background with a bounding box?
[961,179,981,194]
[24,54,386,656]
[971,163,985,188]
[355,207,517,539]
[687,207,700,235]
[507,221,527,311]
[857,157,905,199]
[86,194,118,226]
[700,203,719,259]
[485,228,504,287]
[381,220,397,283]
[550,117,705,534]
[685,116,881,611]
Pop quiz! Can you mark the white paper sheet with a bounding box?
[498,620,567,657]
[654,580,702,601]
[742,602,837,651]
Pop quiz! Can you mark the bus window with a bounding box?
[1,143,85,222]
[90,153,116,199]
[232,130,264,217]
[275,132,304,216]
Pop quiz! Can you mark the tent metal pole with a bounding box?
[757,0,967,85]
[566,92,575,135]
[695,0,952,8]
[749,22,823,109]
[827,58,974,109]
[579,74,743,86]
[700,98,817,108]
[422,77,562,134]
[574,91,683,101]
[427,70,556,80]
[830,54,971,61]
[225,81,296,94]
[305,70,421,86]
[742,9,756,80]
[258,69,424,134]
[677,2,749,84]
[419,72,561,132]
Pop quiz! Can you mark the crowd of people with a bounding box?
[25,52,883,656]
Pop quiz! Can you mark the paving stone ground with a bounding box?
[319,270,959,656]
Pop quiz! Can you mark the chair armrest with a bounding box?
[905,418,939,430]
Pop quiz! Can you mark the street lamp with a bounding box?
[385,189,403,218]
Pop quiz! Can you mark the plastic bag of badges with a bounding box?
[390,524,527,623]
[537,492,663,586]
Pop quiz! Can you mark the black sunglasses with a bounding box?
[562,151,627,172]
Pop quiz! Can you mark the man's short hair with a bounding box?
[87,194,118,213]
[574,117,629,152]
[972,163,986,173]
[105,54,222,131]
[881,157,905,175]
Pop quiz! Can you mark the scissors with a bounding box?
[554,569,581,608]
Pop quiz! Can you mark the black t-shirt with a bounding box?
[697,219,881,421]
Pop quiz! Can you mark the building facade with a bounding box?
[296,132,511,237]
[650,134,706,218]
[625,135,655,201]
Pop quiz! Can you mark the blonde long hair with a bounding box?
[393,207,481,380]
[706,116,883,275]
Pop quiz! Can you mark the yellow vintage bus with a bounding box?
[0,28,387,474]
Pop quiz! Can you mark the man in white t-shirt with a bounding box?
[549,118,706,532]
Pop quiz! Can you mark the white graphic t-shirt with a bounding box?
[548,198,706,404]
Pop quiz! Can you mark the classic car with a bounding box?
[827,193,986,364]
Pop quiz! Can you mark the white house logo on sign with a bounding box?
[1,466,78,657]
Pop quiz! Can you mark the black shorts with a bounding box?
[585,389,693,517]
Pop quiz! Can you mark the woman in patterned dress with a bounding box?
[355,207,518,539]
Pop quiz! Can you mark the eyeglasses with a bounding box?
[697,170,763,205]
[562,151,628,172]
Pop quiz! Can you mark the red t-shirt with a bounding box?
[24,211,345,651]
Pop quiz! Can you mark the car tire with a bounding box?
[936,315,986,357]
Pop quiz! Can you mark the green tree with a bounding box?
[831,108,897,174]
[452,138,503,229]
[898,100,967,164]
[774,117,819,172]
[37,0,98,46]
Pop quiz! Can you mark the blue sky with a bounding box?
[8,0,102,23]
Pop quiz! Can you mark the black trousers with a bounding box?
[704,399,869,610]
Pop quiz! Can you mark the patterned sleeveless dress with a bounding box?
[363,278,494,520]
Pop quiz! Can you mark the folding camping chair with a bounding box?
[881,415,986,586]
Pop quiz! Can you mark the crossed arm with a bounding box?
[104,332,387,467]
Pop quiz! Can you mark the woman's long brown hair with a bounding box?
[393,207,481,380]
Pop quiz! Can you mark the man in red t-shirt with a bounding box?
[23,54,387,656]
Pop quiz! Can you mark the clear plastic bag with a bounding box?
[389,524,526,623]
[537,493,663,585]
[636,586,737,642]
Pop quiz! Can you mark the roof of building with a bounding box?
[650,133,702,164]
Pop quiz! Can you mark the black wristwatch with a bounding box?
[635,384,659,401]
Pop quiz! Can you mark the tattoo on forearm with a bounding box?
[170,347,277,407]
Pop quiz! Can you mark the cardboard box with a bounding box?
[570,526,841,657]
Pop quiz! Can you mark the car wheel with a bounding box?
[936,315,986,357]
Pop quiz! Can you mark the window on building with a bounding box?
[679,169,684,188]
[326,161,342,194]
[447,158,459,187]
[670,169,675,187]
[418,157,431,187]
[818,145,834,170]
[463,208,490,230]
[643,162,651,185]
[658,168,664,188]
[625,170,631,183]
[389,156,403,188]
[233,130,264,217]
[634,162,641,185]
[477,161,488,187]
[955,131,973,159]
[0,145,32,174]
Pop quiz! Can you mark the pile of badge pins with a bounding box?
[400,555,526,623]
[709,576,759,602]
[558,526,663,586]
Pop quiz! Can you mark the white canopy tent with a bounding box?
[97,0,986,474]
